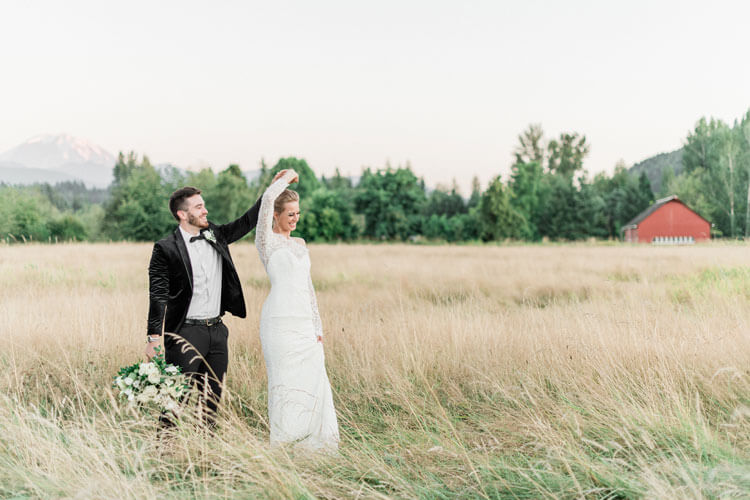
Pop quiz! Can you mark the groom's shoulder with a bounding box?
[154,228,179,249]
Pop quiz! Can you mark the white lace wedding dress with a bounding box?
[255,171,339,451]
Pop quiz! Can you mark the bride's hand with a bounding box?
[272,169,287,183]
[271,169,299,184]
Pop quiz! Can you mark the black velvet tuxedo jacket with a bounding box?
[147,197,262,336]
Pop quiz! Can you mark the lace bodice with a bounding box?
[255,172,324,339]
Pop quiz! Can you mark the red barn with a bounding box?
[622,195,710,243]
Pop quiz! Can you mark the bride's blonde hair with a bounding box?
[274,189,299,214]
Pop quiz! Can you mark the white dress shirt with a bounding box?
[179,226,223,319]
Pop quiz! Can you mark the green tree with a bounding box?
[739,112,750,238]
[514,124,546,166]
[467,176,482,210]
[112,152,140,188]
[2,188,51,241]
[203,164,254,224]
[321,168,353,191]
[669,169,716,235]
[47,214,87,241]
[592,163,654,239]
[268,157,320,201]
[508,161,543,239]
[477,176,524,241]
[536,174,576,240]
[423,181,466,218]
[548,132,590,178]
[658,166,676,198]
[683,117,745,238]
[104,154,175,241]
[295,188,359,241]
[354,166,426,240]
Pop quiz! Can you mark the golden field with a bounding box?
[1,242,749,499]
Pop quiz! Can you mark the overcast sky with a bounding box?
[1,0,748,192]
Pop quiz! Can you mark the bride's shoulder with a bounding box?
[292,236,306,247]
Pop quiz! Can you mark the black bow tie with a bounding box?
[189,233,205,243]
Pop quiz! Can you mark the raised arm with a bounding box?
[216,170,291,244]
[255,170,298,266]
[216,197,262,244]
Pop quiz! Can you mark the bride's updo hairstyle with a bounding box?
[274,189,299,214]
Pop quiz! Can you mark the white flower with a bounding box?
[147,372,161,384]
[133,379,140,388]
[165,365,178,374]
[124,377,133,386]
[127,393,135,402]
[165,379,174,386]
[137,385,158,403]
[138,363,153,376]
[204,229,216,243]
[163,398,178,412]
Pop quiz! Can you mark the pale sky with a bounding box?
[1,0,748,193]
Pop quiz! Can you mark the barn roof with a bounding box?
[622,195,709,230]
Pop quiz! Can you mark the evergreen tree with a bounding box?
[508,161,543,239]
[514,124,546,166]
[423,181,466,218]
[477,176,524,241]
[354,166,426,240]
[548,132,590,179]
[207,164,254,224]
[295,188,359,242]
[104,153,174,240]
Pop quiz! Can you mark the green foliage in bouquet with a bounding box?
[113,348,189,413]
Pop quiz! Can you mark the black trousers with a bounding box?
[164,321,229,425]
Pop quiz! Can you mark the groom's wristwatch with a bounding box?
[147,335,162,343]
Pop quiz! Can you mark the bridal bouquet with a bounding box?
[113,349,189,413]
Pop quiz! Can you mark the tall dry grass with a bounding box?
[1,241,749,498]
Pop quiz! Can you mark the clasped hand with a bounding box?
[273,169,299,184]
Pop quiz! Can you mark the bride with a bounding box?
[255,168,339,451]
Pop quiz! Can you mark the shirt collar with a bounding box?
[179,226,201,245]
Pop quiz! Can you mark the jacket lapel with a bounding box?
[173,228,193,289]
[205,224,231,263]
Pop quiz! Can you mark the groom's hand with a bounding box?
[145,338,162,360]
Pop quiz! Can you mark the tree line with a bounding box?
[2,111,748,244]
[661,111,750,238]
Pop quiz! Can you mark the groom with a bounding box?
[145,169,294,424]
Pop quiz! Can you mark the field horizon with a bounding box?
[1,241,749,499]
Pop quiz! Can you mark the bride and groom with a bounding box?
[145,169,338,451]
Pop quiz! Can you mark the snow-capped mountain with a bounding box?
[0,134,116,188]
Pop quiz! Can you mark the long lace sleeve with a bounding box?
[308,273,324,339]
[255,171,296,267]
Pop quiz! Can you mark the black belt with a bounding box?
[183,316,222,327]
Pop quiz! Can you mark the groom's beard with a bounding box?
[188,212,209,229]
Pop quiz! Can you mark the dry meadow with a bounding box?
[1,242,749,499]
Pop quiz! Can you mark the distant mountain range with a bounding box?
[0,134,116,188]
[0,134,264,189]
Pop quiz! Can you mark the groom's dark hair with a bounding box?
[169,186,202,221]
